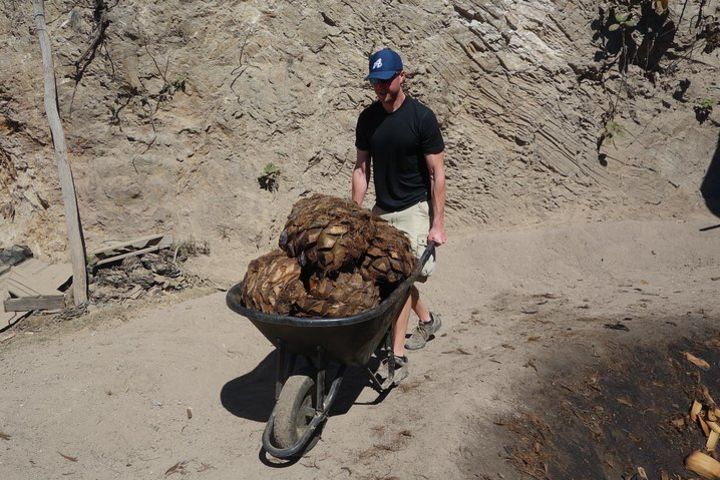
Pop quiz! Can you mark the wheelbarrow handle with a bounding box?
[417,240,436,271]
[406,241,435,282]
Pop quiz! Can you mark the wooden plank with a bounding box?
[8,259,72,294]
[0,258,70,323]
[32,0,88,305]
[4,295,65,312]
[89,234,172,265]
[0,288,17,326]
[90,234,169,257]
[93,241,173,267]
[5,278,40,298]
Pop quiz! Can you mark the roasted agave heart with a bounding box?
[279,193,376,274]
[288,271,380,318]
[240,249,302,314]
[360,218,416,285]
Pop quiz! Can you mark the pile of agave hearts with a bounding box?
[240,194,416,318]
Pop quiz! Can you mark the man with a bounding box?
[352,47,447,386]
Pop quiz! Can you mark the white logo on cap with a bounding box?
[372,58,383,70]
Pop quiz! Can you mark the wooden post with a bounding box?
[32,0,88,305]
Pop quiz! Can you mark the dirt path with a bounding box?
[1,216,720,479]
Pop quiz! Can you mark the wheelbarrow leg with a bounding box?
[275,340,284,400]
[316,346,325,409]
[365,366,385,391]
[365,330,395,392]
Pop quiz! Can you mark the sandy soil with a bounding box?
[1,214,720,479]
[2,1,719,478]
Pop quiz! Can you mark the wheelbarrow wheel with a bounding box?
[272,373,322,452]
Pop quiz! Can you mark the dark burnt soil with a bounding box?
[501,320,720,480]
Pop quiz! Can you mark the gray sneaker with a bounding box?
[405,313,442,350]
[378,355,409,389]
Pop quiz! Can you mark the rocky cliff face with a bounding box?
[1,0,718,259]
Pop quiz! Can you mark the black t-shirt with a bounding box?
[355,96,444,212]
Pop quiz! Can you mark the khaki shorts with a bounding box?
[372,201,436,279]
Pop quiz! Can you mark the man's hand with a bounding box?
[428,226,446,246]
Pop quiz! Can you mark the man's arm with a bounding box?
[352,149,371,207]
[426,152,446,245]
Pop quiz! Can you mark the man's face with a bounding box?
[370,71,404,104]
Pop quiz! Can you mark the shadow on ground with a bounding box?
[220,351,277,422]
[220,351,379,423]
[475,316,720,479]
[701,133,720,217]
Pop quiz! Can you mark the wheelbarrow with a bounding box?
[225,243,435,459]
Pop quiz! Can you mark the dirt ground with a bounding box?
[2,213,720,480]
[2,0,719,478]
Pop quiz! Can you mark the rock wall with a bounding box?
[1,0,718,259]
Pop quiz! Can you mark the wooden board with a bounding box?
[4,295,65,312]
[0,292,18,327]
[89,233,173,266]
[0,258,72,321]
[33,0,88,305]
[5,259,72,295]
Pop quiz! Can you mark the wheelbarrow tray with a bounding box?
[226,246,432,367]
[226,271,413,367]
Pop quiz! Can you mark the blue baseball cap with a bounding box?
[365,48,403,80]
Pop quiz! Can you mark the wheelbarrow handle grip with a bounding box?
[418,240,436,270]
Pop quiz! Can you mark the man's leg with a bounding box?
[393,295,413,357]
[406,285,441,351]
[378,294,412,388]
[410,286,432,323]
